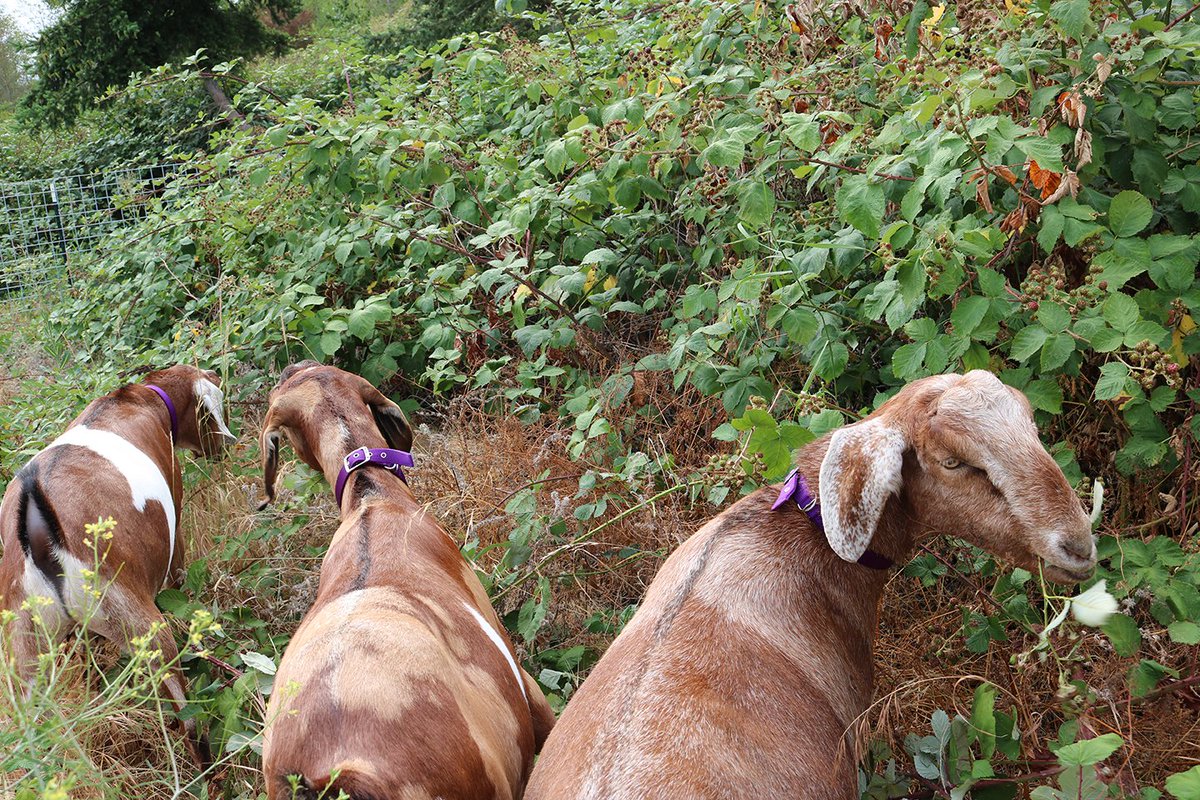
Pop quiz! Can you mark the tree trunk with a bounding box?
[201,75,251,131]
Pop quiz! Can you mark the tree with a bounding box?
[22,0,296,127]
[0,12,31,105]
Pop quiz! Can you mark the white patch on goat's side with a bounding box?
[194,378,236,442]
[57,548,116,624]
[462,601,528,702]
[21,556,71,631]
[819,419,906,562]
[44,425,176,580]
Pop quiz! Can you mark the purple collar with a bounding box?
[334,446,414,507]
[145,384,178,440]
[772,469,893,571]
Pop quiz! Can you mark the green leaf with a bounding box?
[1102,614,1142,656]
[893,342,928,380]
[1167,621,1200,644]
[348,309,378,339]
[241,651,277,676]
[1166,766,1200,800]
[320,330,342,356]
[1038,205,1065,253]
[1055,733,1123,766]
[1040,332,1075,371]
[970,683,997,759]
[951,296,990,338]
[1037,302,1071,334]
[836,175,886,239]
[1095,362,1131,400]
[334,241,354,265]
[1103,294,1140,332]
[738,181,776,228]
[545,139,569,175]
[1009,325,1049,362]
[433,181,456,209]
[1013,136,1063,173]
[1024,378,1063,413]
[702,137,744,168]
[1108,190,1154,237]
[1050,0,1090,40]
[812,341,849,381]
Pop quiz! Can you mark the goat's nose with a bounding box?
[1060,535,1095,562]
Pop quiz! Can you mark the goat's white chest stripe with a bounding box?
[463,601,528,702]
[45,425,176,570]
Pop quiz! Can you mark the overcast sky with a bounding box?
[1,0,54,36]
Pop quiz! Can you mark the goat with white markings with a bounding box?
[257,362,555,800]
[0,364,236,767]
[524,370,1098,800]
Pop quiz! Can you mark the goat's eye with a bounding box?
[941,457,962,469]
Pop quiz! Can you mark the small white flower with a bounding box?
[1070,580,1119,627]
[1089,478,1104,528]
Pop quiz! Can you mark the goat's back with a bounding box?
[524,489,874,800]
[262,518,541,800]
[0,414,182,621]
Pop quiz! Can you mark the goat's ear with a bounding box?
[360,385,414,452]
[818,418,907,562]
[257,407,287,511]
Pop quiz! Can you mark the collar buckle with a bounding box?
[342,446,372,475]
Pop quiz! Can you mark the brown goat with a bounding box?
[257,362,555,800]
[0,364,236,766]
[524,370,1096,800]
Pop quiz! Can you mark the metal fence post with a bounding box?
[49,179,73,287]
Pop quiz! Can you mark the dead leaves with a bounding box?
[1029,159,1062,200]
[874,19,893,60]
[1042,169,1081,205]
[1057,90,1087,128]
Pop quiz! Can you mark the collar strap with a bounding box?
[145,384,178,440]
[772,468,894,571]
[334,446,414,507]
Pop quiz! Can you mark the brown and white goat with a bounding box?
[0,364,236,766]
[257,362,555,800]
[524,370,1097,800]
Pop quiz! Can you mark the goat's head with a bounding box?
[257,361,413,507]
[818,370,1095,583]
[142,365,236,456]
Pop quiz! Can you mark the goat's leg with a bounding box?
[97,600,212,770]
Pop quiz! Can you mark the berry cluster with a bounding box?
[794,392,825,416]
[624,46,666,83]
[696,165,731,203]
[680,96,727,140]
[1020,259,1105,316]
[1130,340,1182,391]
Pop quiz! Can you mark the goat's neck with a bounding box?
[311,424,415,516]
[767,440,916,716]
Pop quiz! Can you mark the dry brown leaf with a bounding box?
[874,19,893,60]
[1041,169,1080,205]
[1074,127,1093,168]
[1092,53,1114,86]
[993,165,1018,185]
[1001,205,1029,233]
[976,174,994,213]
[1057,90,1086,128]
[1028,159,1062,200]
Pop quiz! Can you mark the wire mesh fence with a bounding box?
[0,164,192,297]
